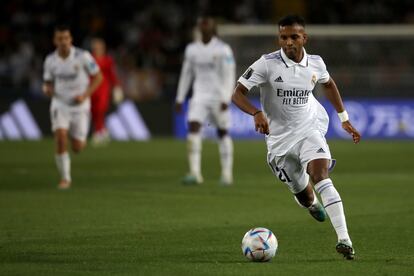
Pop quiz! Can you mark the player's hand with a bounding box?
[254,111,269,135]
[220,103,229,111]
[42,84,54,97]
[113,86,124,105]
[74,93,88,104]
[175,103,183,113]
[342,121,361,144]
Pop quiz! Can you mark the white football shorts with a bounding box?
[50,100,90,142]
[267,131,332,194]
[187,99,230,130]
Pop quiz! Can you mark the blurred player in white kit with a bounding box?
[175,16,236,185]
[42,25,103,189]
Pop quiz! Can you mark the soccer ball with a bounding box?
[241,227,278,262]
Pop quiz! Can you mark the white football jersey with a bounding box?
[43,46,100,109]
[176,37,235,104]
[238,48,330,156]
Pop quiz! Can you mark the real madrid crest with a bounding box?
[311,74,317,85]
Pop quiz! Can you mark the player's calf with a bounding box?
[314,178,353,250]
[71,139,86,153]
[294,186,326,222]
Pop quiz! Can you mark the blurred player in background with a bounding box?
[43,25,103,189]
[90,38,124,146]
[176,16,235,185]
[175,16,235,185]
[232,15,361,259]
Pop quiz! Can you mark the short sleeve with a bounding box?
[237,56,267,90]
[183,45,193,61]
[223,45,235,66]
[82,51,100,76]
[317,57,330,84]
[43,56,53,82]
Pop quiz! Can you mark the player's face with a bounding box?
[91,39,106,57]
[278,24,307,62]
[198,17,215,39]
[54,30,73,53]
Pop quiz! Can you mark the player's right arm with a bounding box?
[232,56,269,135]
[232,83,269,135]
[175,45,194,113]
[42,56,54,97]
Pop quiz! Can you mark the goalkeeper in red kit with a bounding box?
[90,38,124,145]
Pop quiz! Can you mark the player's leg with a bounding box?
[183,121,203,184]
[212,104,233,185]
[308,159,354,259]
[294,183,327,222]
[54,128,71,189]
[269,150,326,222]
[267,140,326,222]
[217,128,233,185]
[70,109,90,154]
[304,133,354,259]
[91,92,109,146]
[71,138,87,153]
[51,104,72,189]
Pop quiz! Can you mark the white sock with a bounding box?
[315,178,351,243]
[55,152,71,182]
[218,135,233,178]
[187,133,202,177]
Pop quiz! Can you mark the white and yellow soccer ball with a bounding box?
[241,227,278,262]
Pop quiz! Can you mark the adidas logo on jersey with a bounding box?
[274,76,283,82]
[316,148,325,153]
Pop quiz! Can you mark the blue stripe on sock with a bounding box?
[316,182,332,193]
[324,200,342,208]
[318,184,333,194]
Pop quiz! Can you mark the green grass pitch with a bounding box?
[1,139,413,275]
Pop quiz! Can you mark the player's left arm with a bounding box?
[74,52,103,104]
[107,56,124,104]
[220,46,236,111]
[322,78,361,144]
[86,71,103,97]
[74,72,103,104]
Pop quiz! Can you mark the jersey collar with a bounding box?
[201,36,217,46]
[280,48,308,68]
[56,46,75,61]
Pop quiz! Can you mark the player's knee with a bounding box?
[188,122,201,133]
[307,159,330,184]
[217,129,228,138]
[309,169,329,184]
[72,141,86,154]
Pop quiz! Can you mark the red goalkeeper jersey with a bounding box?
[92,55,119,99]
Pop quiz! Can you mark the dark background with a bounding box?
[1,0,414,136]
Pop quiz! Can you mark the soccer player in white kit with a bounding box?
[175,16,235,185]
[232,15,361,259]
[42,25,103,189]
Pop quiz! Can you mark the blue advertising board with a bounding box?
[174,99,414,140]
